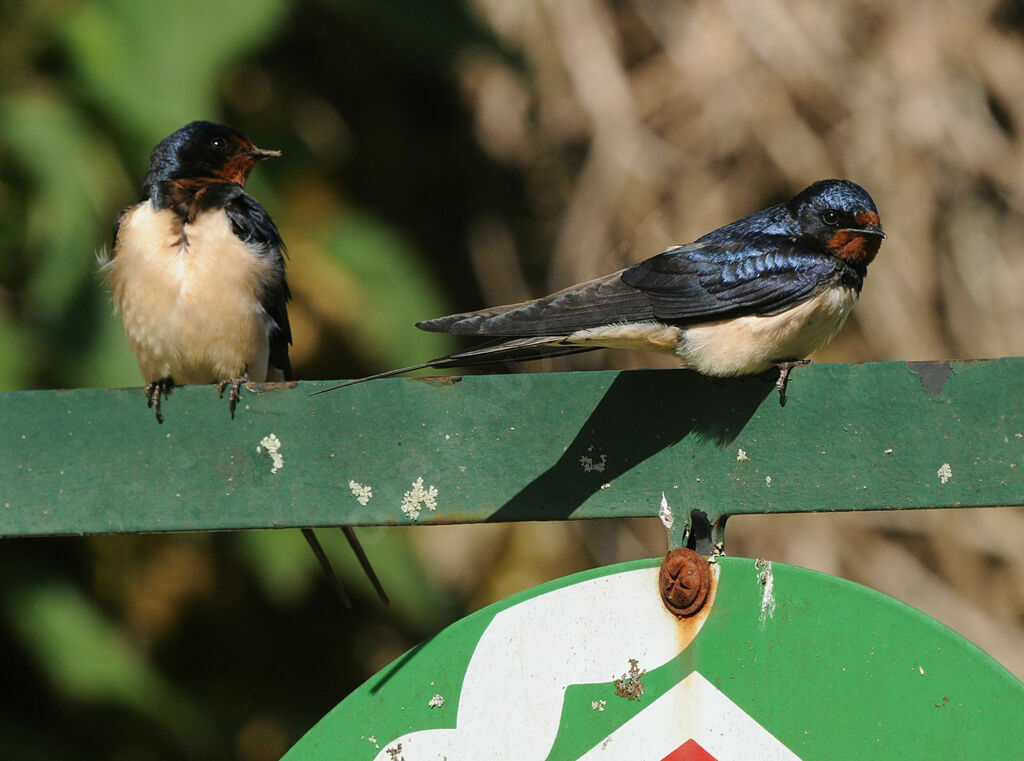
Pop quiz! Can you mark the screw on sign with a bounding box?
[659,548,712,617]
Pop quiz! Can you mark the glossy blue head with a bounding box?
[788,179,885,266]
[143,121,280,191]
[694,179,884,269]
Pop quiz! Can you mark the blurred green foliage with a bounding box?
[63,0,289,140]
[8,581,215,752]
[321,212,454,367]
[0,0,522,758]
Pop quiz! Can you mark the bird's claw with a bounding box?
[217,369,250,418]
[145,377,175,423]
[773,359,811,407]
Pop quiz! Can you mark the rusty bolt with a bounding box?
[659,548,711,617]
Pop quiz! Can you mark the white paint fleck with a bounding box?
[658,492,674,530]
[919,666,925,675]
[765,475,772,487]
[428,694,445,708]
[348,480,373,505]
[736,448,749,462]
[401,477,439,520]
[591,699,607,712]
[755,559,776,625]
[599,482,611,490]
[367,736,379,748]
[884,448,894,455]
[937,462,953,484]
[257,433,284,474]
[579,445,607,473]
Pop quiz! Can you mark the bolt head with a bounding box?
[659,548,711,617]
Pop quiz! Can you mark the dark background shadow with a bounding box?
[489,369,775,522]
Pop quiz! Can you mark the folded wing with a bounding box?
[418,238,854,338]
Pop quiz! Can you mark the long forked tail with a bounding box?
[300,528,352,608]
[309,336,598,395]
[307,358,451,395]
[300,527,390,606]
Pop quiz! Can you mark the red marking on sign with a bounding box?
[662,738,717,761]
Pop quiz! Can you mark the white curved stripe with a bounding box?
[374,564,719,761]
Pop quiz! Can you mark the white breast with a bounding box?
[675,286,859,376]
[106,202,275,384]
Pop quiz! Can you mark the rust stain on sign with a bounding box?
[411,375,463,386]
[246,380,299,394]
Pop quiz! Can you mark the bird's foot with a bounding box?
[217,369,250,419]
[773,359,811,407]
[145,377,175,424]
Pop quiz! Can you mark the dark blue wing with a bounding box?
[224,193,293,380]
[417,271,655,336]
[420,238,861,338]
[620,239,860,321]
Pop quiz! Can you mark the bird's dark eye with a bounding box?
[210,137,228,150]
[820,209,840,226]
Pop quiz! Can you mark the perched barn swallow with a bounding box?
[105,120,289,422]
[315,179,884,401]
[103,121,386,605]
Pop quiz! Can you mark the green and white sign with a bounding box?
[286,557,1024,760]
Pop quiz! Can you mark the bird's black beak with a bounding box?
[843,225,886,239]
[246,147,282,161]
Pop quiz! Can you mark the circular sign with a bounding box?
[286,557,1024,760]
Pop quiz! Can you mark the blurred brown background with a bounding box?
[1,0,1022,758]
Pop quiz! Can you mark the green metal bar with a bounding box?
[1,359,1022,537]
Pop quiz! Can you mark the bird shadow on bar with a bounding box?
[489,369,774,522]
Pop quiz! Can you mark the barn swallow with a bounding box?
[314,179,884,402]
[102,121,387,605]
[104,120,289,422]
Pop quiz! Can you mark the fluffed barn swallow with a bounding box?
[103,121,387,606]
[316,179,884,400]
[105,120,289,422]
